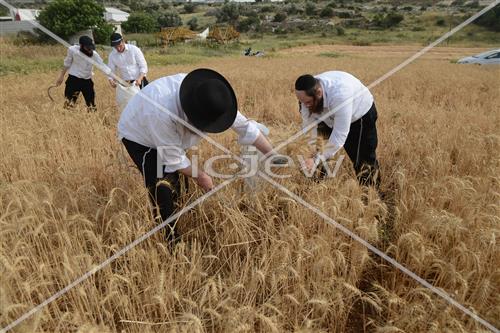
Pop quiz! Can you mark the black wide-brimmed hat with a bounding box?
[79,35,95,50]
[180,68,237,133]
[110,32,123,46]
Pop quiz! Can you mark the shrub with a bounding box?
[238,16,261,32]
[183,3,197,14]
[305,2,317,16]
[320,7,334,18]
[474,4,500,31]
[123,12,159,33]
[216,3,240,24]
[187,17,198,31]
[157,11,182,28]
[260,5,274,13]
[436,18,446,26]
[372,12,404,29]
[286,4,299,15]
[273,12,287,22]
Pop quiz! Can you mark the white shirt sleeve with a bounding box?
[63,47,73,68]
[145,113,191,173]
[300,105,318,148]
[322,101,353,160]
[231,111,261,145]
[135,47,148,75]
[107,53,117,80]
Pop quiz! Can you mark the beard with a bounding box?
[80,46,93,57]
[308,96,324,114]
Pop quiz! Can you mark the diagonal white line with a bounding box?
[0,177,237,333]
[0,0,248,166]
[0,0,125,86]
[260,0,500,162]
[0,1,249,331]
[257,172,499,333]
[255,2,500,331]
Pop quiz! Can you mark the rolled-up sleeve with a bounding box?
[231,111,260,145]
[63,47,73,68]
[323,101,353,160]
[147,114,191,173]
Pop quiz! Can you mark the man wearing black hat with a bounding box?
[108,33,148,89]
[118,68,280,242]
[295,71,380,187]
[54,36,104,111]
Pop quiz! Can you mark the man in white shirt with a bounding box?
[118,68,281,242]
[295,71,380,187]
[54,36,104,111]
[108,33,148,89]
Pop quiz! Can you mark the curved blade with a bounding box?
[47,85,57,102]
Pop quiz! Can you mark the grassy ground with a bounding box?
[1,13,497,77]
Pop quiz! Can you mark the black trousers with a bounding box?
[318,103,380,187]
[122,138,182,236]
[64,74,96,110]
[127,77,149,89]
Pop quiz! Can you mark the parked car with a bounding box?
[457,49,500,65]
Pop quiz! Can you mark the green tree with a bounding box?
[183,3,197,14]
[216,2,240,24]
[305,2,317,16]
[373,12,403,28]
[474,4,500,31]
[320,6,334,18]
[37,0,109,42]
[122,12,159,33]
[273,12,287,22]
[157,11,182,28]
[237,16,260,32]
[187,17,199,31]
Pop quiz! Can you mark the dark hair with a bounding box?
[304,84,319,97]
[295,74,318,96]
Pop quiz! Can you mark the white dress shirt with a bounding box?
[63,45,104,80]
[300,71,374,160]
[108,44,148,81]
[118,74,261,172]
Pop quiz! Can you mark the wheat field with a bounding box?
[0,41,499,332]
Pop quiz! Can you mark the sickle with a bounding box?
[47,85,57,102]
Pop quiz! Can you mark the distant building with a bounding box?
[0,8,38,36]
[105,7,129,35]
[11,8,39,21]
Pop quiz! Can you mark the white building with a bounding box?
[105,7,129,34]
[11,8,39,21]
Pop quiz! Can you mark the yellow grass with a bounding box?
[0,42,499,332]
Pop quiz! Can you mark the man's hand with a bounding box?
[195,172,214,192]
[135,75,145,87]
[303,157,315,172]
[109,79,117,88]
[55,76,64,87]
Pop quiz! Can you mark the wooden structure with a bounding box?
[158,27,197,46]
[207,26,240,43]
[158,25,240,47]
